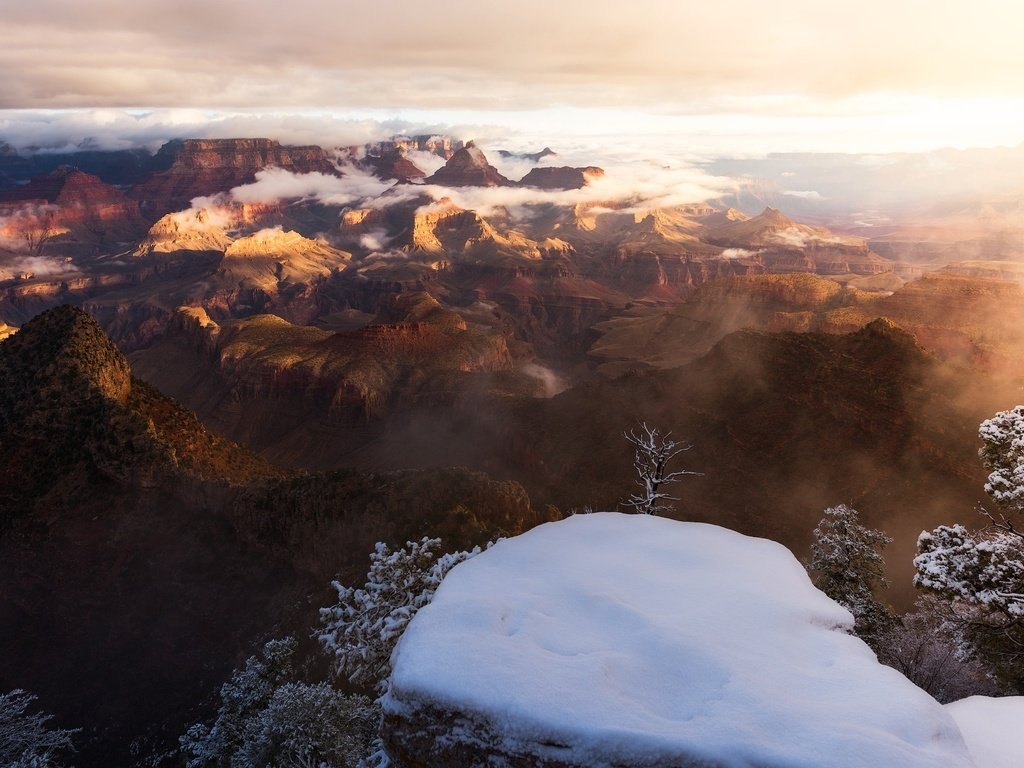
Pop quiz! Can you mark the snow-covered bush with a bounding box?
[914,406,1024,690]
[181,638,296,766]
[806,504,895,645]
[231,683,376,768]
[180,638,376,768]
[318,538,484,695]
[0,689,76,768]
[979,404,1024,514]
[915,524,1024,618]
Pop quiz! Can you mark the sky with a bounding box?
[2,0,1024,154]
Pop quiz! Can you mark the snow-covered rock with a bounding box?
[946,696,1024,767]
[382,513,975,767]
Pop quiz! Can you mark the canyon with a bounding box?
[2,133,1024,766]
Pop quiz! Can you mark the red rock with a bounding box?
[425,141,512,187]
[366,149,426,181]
[129,138,338,218]
[518,166,604,190]
[0,166,146,243]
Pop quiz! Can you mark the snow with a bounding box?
[385,512,975,767]
[946,696,1024,768]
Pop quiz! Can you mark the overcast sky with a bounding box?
[3,0,1024,153]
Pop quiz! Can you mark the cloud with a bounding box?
[359,228,392,252]
[720,248,759,259]
[766,227,843,248]
[520,363,568,398]
[0,252,76,280]
[176,139,736,224]
[403,150,447,177]
[396,140,736,218]
[0,109,508,155]
[190,164,401,211]
[3,0,1024,116]
[783,190,825,201]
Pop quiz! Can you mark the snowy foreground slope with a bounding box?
[382,513,976,767]
[946,696,1024,768]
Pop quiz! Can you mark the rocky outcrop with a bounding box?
[0,166,147,243]
[214,228,349,298]
[518,165,604,190]
[133,208,234,256]
[157,307,511,423]
[364,135,463,160]
[383,514,975,768]
[702,207,890,276]
[425,141,512,187]
[365,148,427,181]
[0,305,131,410]
[407,201,541,260]
[130,138,337,217]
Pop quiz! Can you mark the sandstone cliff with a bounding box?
[130,138,338,217]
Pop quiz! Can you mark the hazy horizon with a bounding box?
[4,0,1024,156]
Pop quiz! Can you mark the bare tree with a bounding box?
[623,422,701,515]
[875,596,998,703]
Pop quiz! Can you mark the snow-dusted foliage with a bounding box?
[915,524,1024,618]
[914,406,1024,690]
[875,596,997,703]
[979,405,1024,513]
[0,689,76,768]
[182,638,296,766]
[806,504,894,644]
[319,538,484,695]
[622,422,701,515]
[180,638,376,768]
[230,683,376,768]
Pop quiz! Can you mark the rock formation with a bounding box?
[364,135,463,160]
[365,148,427,181]
[133,208,234,256]
[703,206,891,275]
[130,138,338,217]
[425,141,512,187]
[0,166,147,244]
[518,165,604,190]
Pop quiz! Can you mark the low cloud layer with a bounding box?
[0,110,502,154]
[185,140,736,224]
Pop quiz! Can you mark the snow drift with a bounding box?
[946,696,1024,767]
[382,512,975,767]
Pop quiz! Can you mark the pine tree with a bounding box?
[914,406,1024,689]
[806,504,895,646]
[179,638,376,768]
[318,538,486,695]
